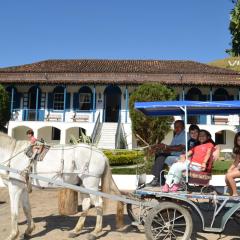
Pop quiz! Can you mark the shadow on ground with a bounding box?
[19,213,140,239]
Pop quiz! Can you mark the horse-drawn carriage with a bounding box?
[126,100,240,240]
[1,100,240,240]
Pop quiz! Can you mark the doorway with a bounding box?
[104,85,121,122]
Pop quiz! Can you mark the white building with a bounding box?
[0,59,240,151]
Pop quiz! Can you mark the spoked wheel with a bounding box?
[233,210,240,225]
[127,197,158,225]
[144,202,193,240]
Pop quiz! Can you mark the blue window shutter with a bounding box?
[66,93,70,110]
[73,93,79,110]
[199,115,207,124]
[13,92,21,109]
[91,93,93,110]
[48,93,53,110]
[38,110,45,121]
[23,93,28,108]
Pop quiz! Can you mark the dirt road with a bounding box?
[0,188,240,240]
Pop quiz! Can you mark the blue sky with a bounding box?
[0,0,234,67]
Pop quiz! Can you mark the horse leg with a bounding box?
[68,197,91,238]
[19,188,35,239]
[7,181,23,240]
[90,194,103,235]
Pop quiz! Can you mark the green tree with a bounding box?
[226,0,240,56]
[0,85,10,129]
[129,83,176,146]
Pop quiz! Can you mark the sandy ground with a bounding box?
[0,188,240,240]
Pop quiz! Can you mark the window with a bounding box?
[52,127,61,140]
[53,87,64,110]
[79,93,91,110]
[79,86,92,110]
[215,130,226,145]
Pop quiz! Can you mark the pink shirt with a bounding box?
[30,136,37,144]
[191,142,214,165]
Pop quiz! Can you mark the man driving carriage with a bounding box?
[149,120,186,186]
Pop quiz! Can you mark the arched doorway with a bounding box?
[185,88,206,124]
[12,126,32,140]
[27,86,41,120]
[104,85,121,122]
[213,88,233,101]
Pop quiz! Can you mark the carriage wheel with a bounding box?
[233,210,240,225]
[127,198,158,225]
[144,202,193,240]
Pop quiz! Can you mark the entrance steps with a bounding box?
[97,123,118,149]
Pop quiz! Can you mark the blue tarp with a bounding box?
[134,100,240,116]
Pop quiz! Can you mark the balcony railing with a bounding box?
[22,109,45,121]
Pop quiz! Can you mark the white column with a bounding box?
[8,126,14,138]
[60,129,66,144]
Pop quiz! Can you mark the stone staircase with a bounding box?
[97,123,118,149]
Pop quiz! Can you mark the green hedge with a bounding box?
[103,149,144,166]
[111,160,234,175]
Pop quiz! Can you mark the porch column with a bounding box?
[125,85,128,123]
[60,129,66,144]
[209,87,213,101]
[182,86,185,100]
[63,86,67,122]
[10,87,15,119]
[93,85,96,122]
[207,86,213,125]
[35,86,39,121]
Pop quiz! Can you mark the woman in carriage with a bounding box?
[162,129,216,192]
[225,132,240,196]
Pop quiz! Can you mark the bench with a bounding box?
[213,116,228,125]
[71,114,89,122]
[45,114,62,121]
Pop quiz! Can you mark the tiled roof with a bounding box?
[0,59,238,75]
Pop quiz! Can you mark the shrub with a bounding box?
[129,83,176,146]
[103,149,144,166]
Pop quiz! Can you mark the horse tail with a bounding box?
[101,157,124,229]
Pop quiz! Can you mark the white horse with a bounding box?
[0,132,124,240]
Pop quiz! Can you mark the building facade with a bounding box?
[0,59,240,151]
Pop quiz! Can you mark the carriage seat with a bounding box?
[183,146,220,186]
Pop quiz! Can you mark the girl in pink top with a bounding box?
[162,130,215,192]
[225,132,240,196]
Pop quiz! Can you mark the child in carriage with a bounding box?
[162,129,215,192]
[225,132,240,196]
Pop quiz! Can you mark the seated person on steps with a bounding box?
[162,129,215,192]
[225,132,240,197]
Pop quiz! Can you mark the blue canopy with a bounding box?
[134,100,240,116]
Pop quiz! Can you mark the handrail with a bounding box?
[91,112,100,143]
[115,112,121,149]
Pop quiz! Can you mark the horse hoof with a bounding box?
[68,232,80,238]
[87,233,96,240]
